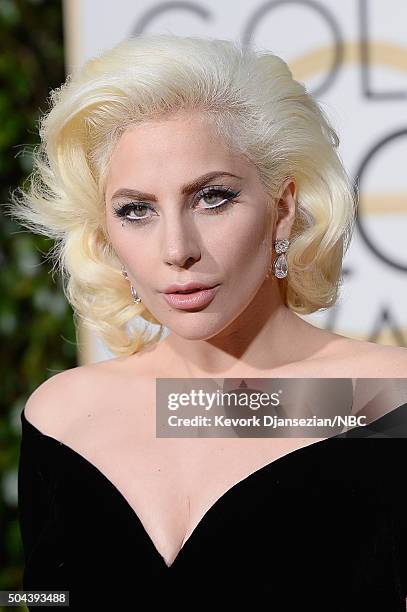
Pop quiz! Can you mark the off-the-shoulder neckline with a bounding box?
[20,402,406,568]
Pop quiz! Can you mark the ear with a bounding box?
[274,177,296,239]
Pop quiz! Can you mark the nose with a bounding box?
[161,211,201,269]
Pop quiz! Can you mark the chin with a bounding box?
[165,318,225,341]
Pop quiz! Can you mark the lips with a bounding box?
[162,284,220,310]
[163,281,218,294]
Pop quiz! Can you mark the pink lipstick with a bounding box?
[163,284,220,310]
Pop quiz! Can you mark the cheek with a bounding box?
[105,210,120,245]
[105,214,135,260]
[208,208,270,271]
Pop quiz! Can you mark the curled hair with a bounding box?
[6,33,357,357]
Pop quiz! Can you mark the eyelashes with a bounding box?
[112,185,241,226]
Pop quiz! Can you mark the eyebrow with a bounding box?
[110,171,243,203]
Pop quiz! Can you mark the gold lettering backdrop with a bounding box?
[62,0,407,363]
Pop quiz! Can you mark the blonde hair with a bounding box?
[6,33,357,357]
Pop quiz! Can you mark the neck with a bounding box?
[160,279,325,377]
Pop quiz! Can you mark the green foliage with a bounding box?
[0,0,77,602]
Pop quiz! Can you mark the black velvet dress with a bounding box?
[18,403,406,610]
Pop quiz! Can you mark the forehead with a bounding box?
[110,113,231,162]
[105,112,248,194]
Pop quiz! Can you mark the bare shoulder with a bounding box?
[23,355,152,438]
[326,337,407,377]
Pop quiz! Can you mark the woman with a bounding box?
[9,33,407,610]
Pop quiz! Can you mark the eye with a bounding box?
[195,186,241,214]
[113,185,241,226]
[112,202,154,225]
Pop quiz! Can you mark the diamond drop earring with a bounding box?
[272,238,290,279]
[265,239,290,280]
[121,265,142,304]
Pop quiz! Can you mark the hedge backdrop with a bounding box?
[0,0,77,604]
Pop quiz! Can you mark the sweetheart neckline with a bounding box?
[20,404,405,569]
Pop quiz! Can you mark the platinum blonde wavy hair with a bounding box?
[7,33,357,357]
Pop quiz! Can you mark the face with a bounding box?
[105,112,284,341]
